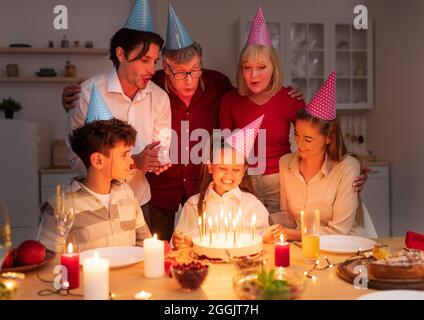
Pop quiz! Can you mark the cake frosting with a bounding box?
[192,232,263,261]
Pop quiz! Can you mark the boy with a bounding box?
[38,118,151,252]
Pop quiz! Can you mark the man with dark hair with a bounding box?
[38,116,151,252]
[66,0,172,222]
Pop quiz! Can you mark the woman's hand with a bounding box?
[263,224,284,243]
[172,231,193,250]
[353,166,371,193]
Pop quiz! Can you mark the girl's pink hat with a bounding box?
[305,71,337,121]
[225,115,265,158]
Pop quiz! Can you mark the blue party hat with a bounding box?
[124,0,154,32]
[165,4,193,50]
[85,84,113,123]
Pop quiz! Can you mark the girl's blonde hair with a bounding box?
[196,138,253,215]
[236,45,283,97]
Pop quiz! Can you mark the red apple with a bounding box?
[1,249,15,269]
[16,240,46,266]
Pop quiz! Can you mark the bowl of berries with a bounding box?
[171,260,209,291]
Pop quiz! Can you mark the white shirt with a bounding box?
[67,69,171,206]
[175,182,270,238]
[80,184,111,210]
[279,152,362,235]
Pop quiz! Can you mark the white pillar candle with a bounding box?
[83,251,109,300]
[143,234,164,279]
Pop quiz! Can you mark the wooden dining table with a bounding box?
[15,237,405,300]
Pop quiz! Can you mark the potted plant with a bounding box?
[0,98,22,119]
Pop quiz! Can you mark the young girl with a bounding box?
[278,71,364,240]
[172,135,281,250]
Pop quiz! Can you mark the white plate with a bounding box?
[358,290,424,300]
[319,235,376,254]
[79,246,144,269]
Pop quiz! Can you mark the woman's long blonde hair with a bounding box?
[196,138,253,216]
[236,45,283,97]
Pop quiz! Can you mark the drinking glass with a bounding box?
[54,185,75,251]
[0,202,12,267]
[301,209,320,264]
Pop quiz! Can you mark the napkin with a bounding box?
[405,230,424,251]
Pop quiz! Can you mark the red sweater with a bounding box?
[220,87,305,175]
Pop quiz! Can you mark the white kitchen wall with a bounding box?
[367,0,424,235]
[0,0,134,140]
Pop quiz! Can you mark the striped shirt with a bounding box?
[37,180,151,253]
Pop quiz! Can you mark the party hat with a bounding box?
[124,0,154,32]
[246,6,273,46]
[85,84,113,123]
[225,115,265,158]
[165,4,193,50]
[305,71,337,121]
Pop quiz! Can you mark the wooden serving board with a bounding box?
[336,257,424,290]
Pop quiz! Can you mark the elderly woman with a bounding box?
[220,7,367,221]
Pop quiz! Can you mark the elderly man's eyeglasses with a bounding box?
[165,62,203,80]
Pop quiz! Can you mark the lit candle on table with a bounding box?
[232,218,237,247]
[275,234,290,268]
[251,214,257,241]
[60,243,80,290]
[143,234,164,279]
[208,217,213,245]
[83,251,109,300]
[198,216,203,241]
[134,290,152,300]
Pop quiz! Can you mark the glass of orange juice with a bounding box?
[301,209,320,264]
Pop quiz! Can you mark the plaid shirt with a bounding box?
[37,180,151,253]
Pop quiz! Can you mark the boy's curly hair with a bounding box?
[69,119,137,169]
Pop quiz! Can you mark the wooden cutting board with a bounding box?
[336,257,424,290]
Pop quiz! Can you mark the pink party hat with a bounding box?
[305,71,337,121]
[225,115,265,158]
[246,7,273,46]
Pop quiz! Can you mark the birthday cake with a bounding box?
[369,249,424,279]
[192,232,263,262]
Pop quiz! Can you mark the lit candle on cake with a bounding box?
[198,216,203,240]
[219,209,224,233]
[238,207,242,233]
[232,218,237,247]
[143,234,164,279]
[202,211,207,235]
[251,214,257,241]
[214,215,219,234]
[83,251,109,300]
[275,234,290,268]
[208,217,213,245]
[60,243,80,290]
[224,216,228,243]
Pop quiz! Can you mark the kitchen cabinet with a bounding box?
[361,164,391,236]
